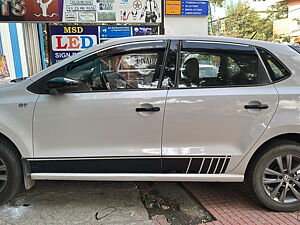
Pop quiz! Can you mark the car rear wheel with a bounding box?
[251,140,300,211]
[0,138,23,205]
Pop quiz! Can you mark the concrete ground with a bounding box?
[0,181,153,225]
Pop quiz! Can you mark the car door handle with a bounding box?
[136,107,160,112]
[244,104,269,109]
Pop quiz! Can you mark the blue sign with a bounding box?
[181,0,209,16]
[100,26,132,38]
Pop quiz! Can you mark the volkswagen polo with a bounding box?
[0,36,300,212]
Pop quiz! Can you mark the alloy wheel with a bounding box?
[263,154,300,204]
[0,158,8,192]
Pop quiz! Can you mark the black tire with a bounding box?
[0,138,23,205]
[250,140,300,212]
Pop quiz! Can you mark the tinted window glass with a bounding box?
[97,51,163,90]
[258,48,290,81]
[178,44,268,88]
[28,48,165,94]
[65,60,98,92]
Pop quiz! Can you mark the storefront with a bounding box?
[0,0,209,78]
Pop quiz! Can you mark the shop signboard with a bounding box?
[99,26,132,38]
[50,25,99,64]
[165,0,208,16]
[132,26,159,36]
[0,55,10,79]
[0,0,162,23]
[99,26,132,42]
[0,0,62,22]
[181,0,208,16]
[50,25,159,64]
[165,1,181,15]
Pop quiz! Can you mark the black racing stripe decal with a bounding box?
[162,158,190,173]
[188,158,203,173]
[221,158,231,173]
[215,158,225,174]
[29,156,231,174]
[163,156,231,174]
[32,158,162,173]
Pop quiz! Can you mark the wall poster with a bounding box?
[0,55,10,79]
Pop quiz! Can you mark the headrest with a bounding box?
[182,58,199,79]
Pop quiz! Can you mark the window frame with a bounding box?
[172,41,273,90]
[256,47,292,83]
[27,40,169,94]
[290,46,300,54]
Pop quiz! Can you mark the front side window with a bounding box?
[97,51,163,90]
[27,47,165,94]
[178,42,270,88]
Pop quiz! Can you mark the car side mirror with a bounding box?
[47,77,79,95]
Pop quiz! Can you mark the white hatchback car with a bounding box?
[0,36,300,212]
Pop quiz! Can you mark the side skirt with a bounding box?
[31,173,244,182]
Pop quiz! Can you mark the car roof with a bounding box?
[106,35,274,46]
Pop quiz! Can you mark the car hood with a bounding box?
[0,81,14,88]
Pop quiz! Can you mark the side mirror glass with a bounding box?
[47,77,78,95]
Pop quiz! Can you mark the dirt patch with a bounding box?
[137,182,214,225]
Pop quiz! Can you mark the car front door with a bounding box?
[31,41,168,173]
[162,41,279,174]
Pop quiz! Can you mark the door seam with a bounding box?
[160,88,169,172]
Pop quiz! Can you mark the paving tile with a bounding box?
[183,182,300,225]
[152,215,170,225]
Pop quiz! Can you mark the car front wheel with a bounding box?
[251,140,300,212]
[0,138,23,205]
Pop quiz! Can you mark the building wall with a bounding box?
[164,15,208,35]
[247,0,278,12]
[273,0,300,40]
[288,0,300,24]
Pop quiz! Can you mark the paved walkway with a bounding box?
[183,182,300,225]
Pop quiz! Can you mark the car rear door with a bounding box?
[31,41,169,174]
[162,41,279,174]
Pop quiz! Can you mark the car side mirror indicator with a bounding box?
[47,77,79,95]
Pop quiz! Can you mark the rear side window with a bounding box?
[178,42,270,88]
[257,48,290,82]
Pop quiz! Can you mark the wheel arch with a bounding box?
[0,131,35,190]
[0,125,32,158]
[0,132,23,158]
[245,133,300,180]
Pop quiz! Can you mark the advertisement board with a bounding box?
[165,0,208,16]
[0,0,162,23]
[165,1,181,15]
[181,0,208,16]
[132,26,159,36]
[50,25,99,64]
[50,25,159,64]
